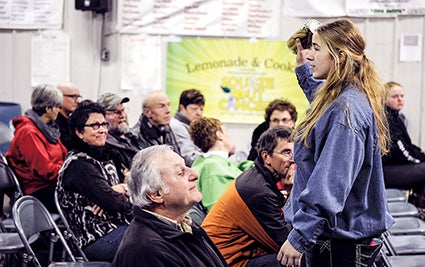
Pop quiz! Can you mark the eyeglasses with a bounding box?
[271,118,293,124]
[84,122,109,130]
[273,150,293,158]
[63,94,82,100]
[106,108,128,116]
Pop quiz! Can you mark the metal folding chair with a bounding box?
[13,195,111,267]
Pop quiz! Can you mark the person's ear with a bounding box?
[338,51,346,63]
[216,129,224,141]
[147,190,164,204]
[261,151,271,166]
[75,129,84,140]
[179,104,185,112]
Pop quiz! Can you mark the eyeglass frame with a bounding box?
[84,122,110,130]
[63,94,82,100]
[272,149,293,158]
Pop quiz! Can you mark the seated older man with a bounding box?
[112,145,227,267]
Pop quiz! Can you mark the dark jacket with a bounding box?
[131,114,181,154]
[247,121,268,160]
[55,112,73,150]
[383,106,425,165]
[105,131,140,181]
[202,159,291,266]
[57,141,132,248]
[112,207,228,267]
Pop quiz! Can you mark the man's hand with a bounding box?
[277,240,302,266]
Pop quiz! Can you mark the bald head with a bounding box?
[57,82,81,117]
[142,91,171,127]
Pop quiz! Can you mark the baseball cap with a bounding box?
[97,93,130,110]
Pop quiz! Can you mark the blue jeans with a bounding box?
[83,225,128,262]
[305,237,383,267]
[247,254,282,267]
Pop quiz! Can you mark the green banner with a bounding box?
[166,37,309,124]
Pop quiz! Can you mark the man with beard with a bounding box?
[56,82,81,150]
[131,91,180,154]
[202,126,294,267]
[97,93,141,182]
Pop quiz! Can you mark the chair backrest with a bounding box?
[13,195,76,267]
[0,156,23,200]
[54,190,89,261]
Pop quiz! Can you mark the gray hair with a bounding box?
[128,145,172,208]
[31,84,63,113]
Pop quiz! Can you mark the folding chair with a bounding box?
[376,249,425,267]
[0,219,38,267]
[54,190,88,262]
[385,188,407,202]
[387,201,419,217]
[13,195,111,267]
[389,217,425,235]
[0,155,60,231]
[382,232,425,255]
[0,155,24,231]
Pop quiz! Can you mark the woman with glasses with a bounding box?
[56,100,132,262]
[6,84,67,213]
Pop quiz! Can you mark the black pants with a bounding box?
[30,185,58,213]
[305,236,383,267]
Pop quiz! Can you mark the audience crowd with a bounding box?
[3,17,422,267]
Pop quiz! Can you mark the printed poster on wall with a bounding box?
[346,0,425,17]
[166,38,309,124]
[118,0,281,38]
[0,0,63,29]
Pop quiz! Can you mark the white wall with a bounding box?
[1,1,424,153]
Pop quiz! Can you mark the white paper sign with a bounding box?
[0,0,63,29]
[31,31,70,86]
[120,35,162,93]
[400,34,422,62]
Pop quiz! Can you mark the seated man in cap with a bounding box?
[97,93,141,182]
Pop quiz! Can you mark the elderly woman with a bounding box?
[6,84,67,212]
[189,117,254,212]
[56,100,132,262]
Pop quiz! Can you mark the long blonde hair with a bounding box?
[296,19,389,154]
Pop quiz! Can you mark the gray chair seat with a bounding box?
[388,201,418,217]
[386,234,425,255]
[389,217,425,235]
[386,188,407,202]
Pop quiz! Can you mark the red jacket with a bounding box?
[6,116,67,195]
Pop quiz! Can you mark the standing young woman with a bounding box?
[278,19,394,267]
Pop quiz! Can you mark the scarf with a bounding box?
[174,111,191,126]
[24,109,60,144]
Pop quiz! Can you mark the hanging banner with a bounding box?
[118,0,281,38]
[283,0,345,17]
[166,38,309,124]
[0,0,63,29]
[346,0,425,17]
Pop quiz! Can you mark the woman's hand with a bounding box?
[277,240,303,267]
[295,38,310,67]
